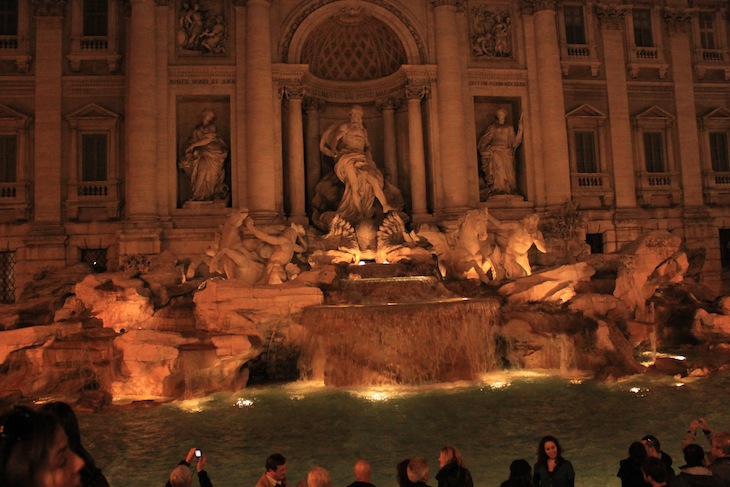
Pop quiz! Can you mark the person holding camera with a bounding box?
[166,448,213,487]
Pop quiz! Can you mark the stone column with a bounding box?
[33,1,64,225]
[525,0,572,206]
[431,0,472,213]
[665,9,719,289]
[245,0,278,220]
[406,85,429,221]
[377,98,399,185]
[283,84,307,224]
[117,0,161,261]
[665,9,703,207]
[596,5,637,209]
[125,0,158,220]
[305,98,322,210]
[25,1,66,272]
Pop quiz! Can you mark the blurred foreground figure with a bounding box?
[0,405,84,487]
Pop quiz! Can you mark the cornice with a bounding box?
[32,0,66,16]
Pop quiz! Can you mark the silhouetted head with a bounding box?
[683,444,705,467]
[642,457,668,484]
[628,441,648,463]
[509,458,531,478]
[439,446,464,468]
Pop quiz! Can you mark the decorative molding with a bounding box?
[279,0,427,65]
[595,4,628,30]
[405,84,430,100]
[375,97,402,110]
[663,8,693,35]
[168,67,237,86]
[520,0,557,16]
[467,70,527,88]
[32,0,67,16]
[279,83,306,99]
[430,0,463,9]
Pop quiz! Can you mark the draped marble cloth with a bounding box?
[320,123,386,223]
[183,122,228,201]
[478,122,520,195]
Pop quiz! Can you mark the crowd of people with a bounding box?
[1,402,729,487]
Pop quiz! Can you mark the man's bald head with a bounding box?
[354,460,372,482]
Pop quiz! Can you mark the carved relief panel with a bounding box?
[468,2,515,60]
[175,0,229,57]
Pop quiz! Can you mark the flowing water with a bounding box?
[78,357,730,487]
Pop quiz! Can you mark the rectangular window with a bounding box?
[0,0,18,36]
[575,131,598,173]
[81,248,107,273]
[83,0,108,37]
[564,6,587,45]
[633,9,654,47]
[586,233,603,254]
[644,132,665,173]
[699,12,715,50]
[81,134,107,181]
[0,135,16,183]
[0,250,15,304]
[710,132,730,172]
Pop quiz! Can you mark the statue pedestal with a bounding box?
[182,200,228,210]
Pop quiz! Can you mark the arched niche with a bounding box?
[280,0,427,68]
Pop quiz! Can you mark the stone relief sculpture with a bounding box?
[179,108,229,202]
[418,208,495,283]
[186,209,264,285]
[177,1,226,54]
[245,218,308,285]
[470,7,513,58]
[478,108,523,198]
[488,213,546,279]
[319,105,395,224]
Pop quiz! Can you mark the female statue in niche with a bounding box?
[179,108,229,202]
[478,108,523,196]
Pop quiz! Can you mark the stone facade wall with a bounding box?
[0,0,729,298]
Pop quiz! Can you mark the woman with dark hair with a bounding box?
[533,435,575,487]
[397,458,415,487]
[0,405,84,487]
[435,446,473,487]
[39,402,110,487]
[500,459,534,487]
[617,441,650,487]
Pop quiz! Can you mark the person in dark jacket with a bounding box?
[670,444,721,487]
[618,441,651,487]
[435,446,473,487]
[709,432,730,487]
[643,435,675,478]
[533,435,575,487]
[500,459,534,487]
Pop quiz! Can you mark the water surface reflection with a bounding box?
[79,369,730,487]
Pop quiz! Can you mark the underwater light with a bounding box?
[235,398,254,408]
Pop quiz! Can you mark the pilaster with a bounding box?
[431,0,473,215]
[665,7,703,207]
[245,0,279,221]
[597,4,637,208]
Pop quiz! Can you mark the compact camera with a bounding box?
[195,449,202,458]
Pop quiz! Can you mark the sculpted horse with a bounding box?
[488,213,546,278]
[418,207,495,282]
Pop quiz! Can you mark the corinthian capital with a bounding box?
[663,8,693,34]
[32,0,66,16]
[595,4,629,30]
[520,0,557,15]
[405,84,430,100]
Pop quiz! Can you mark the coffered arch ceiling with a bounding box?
[280,0,427,81]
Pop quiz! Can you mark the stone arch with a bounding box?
[279,0,427,67]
